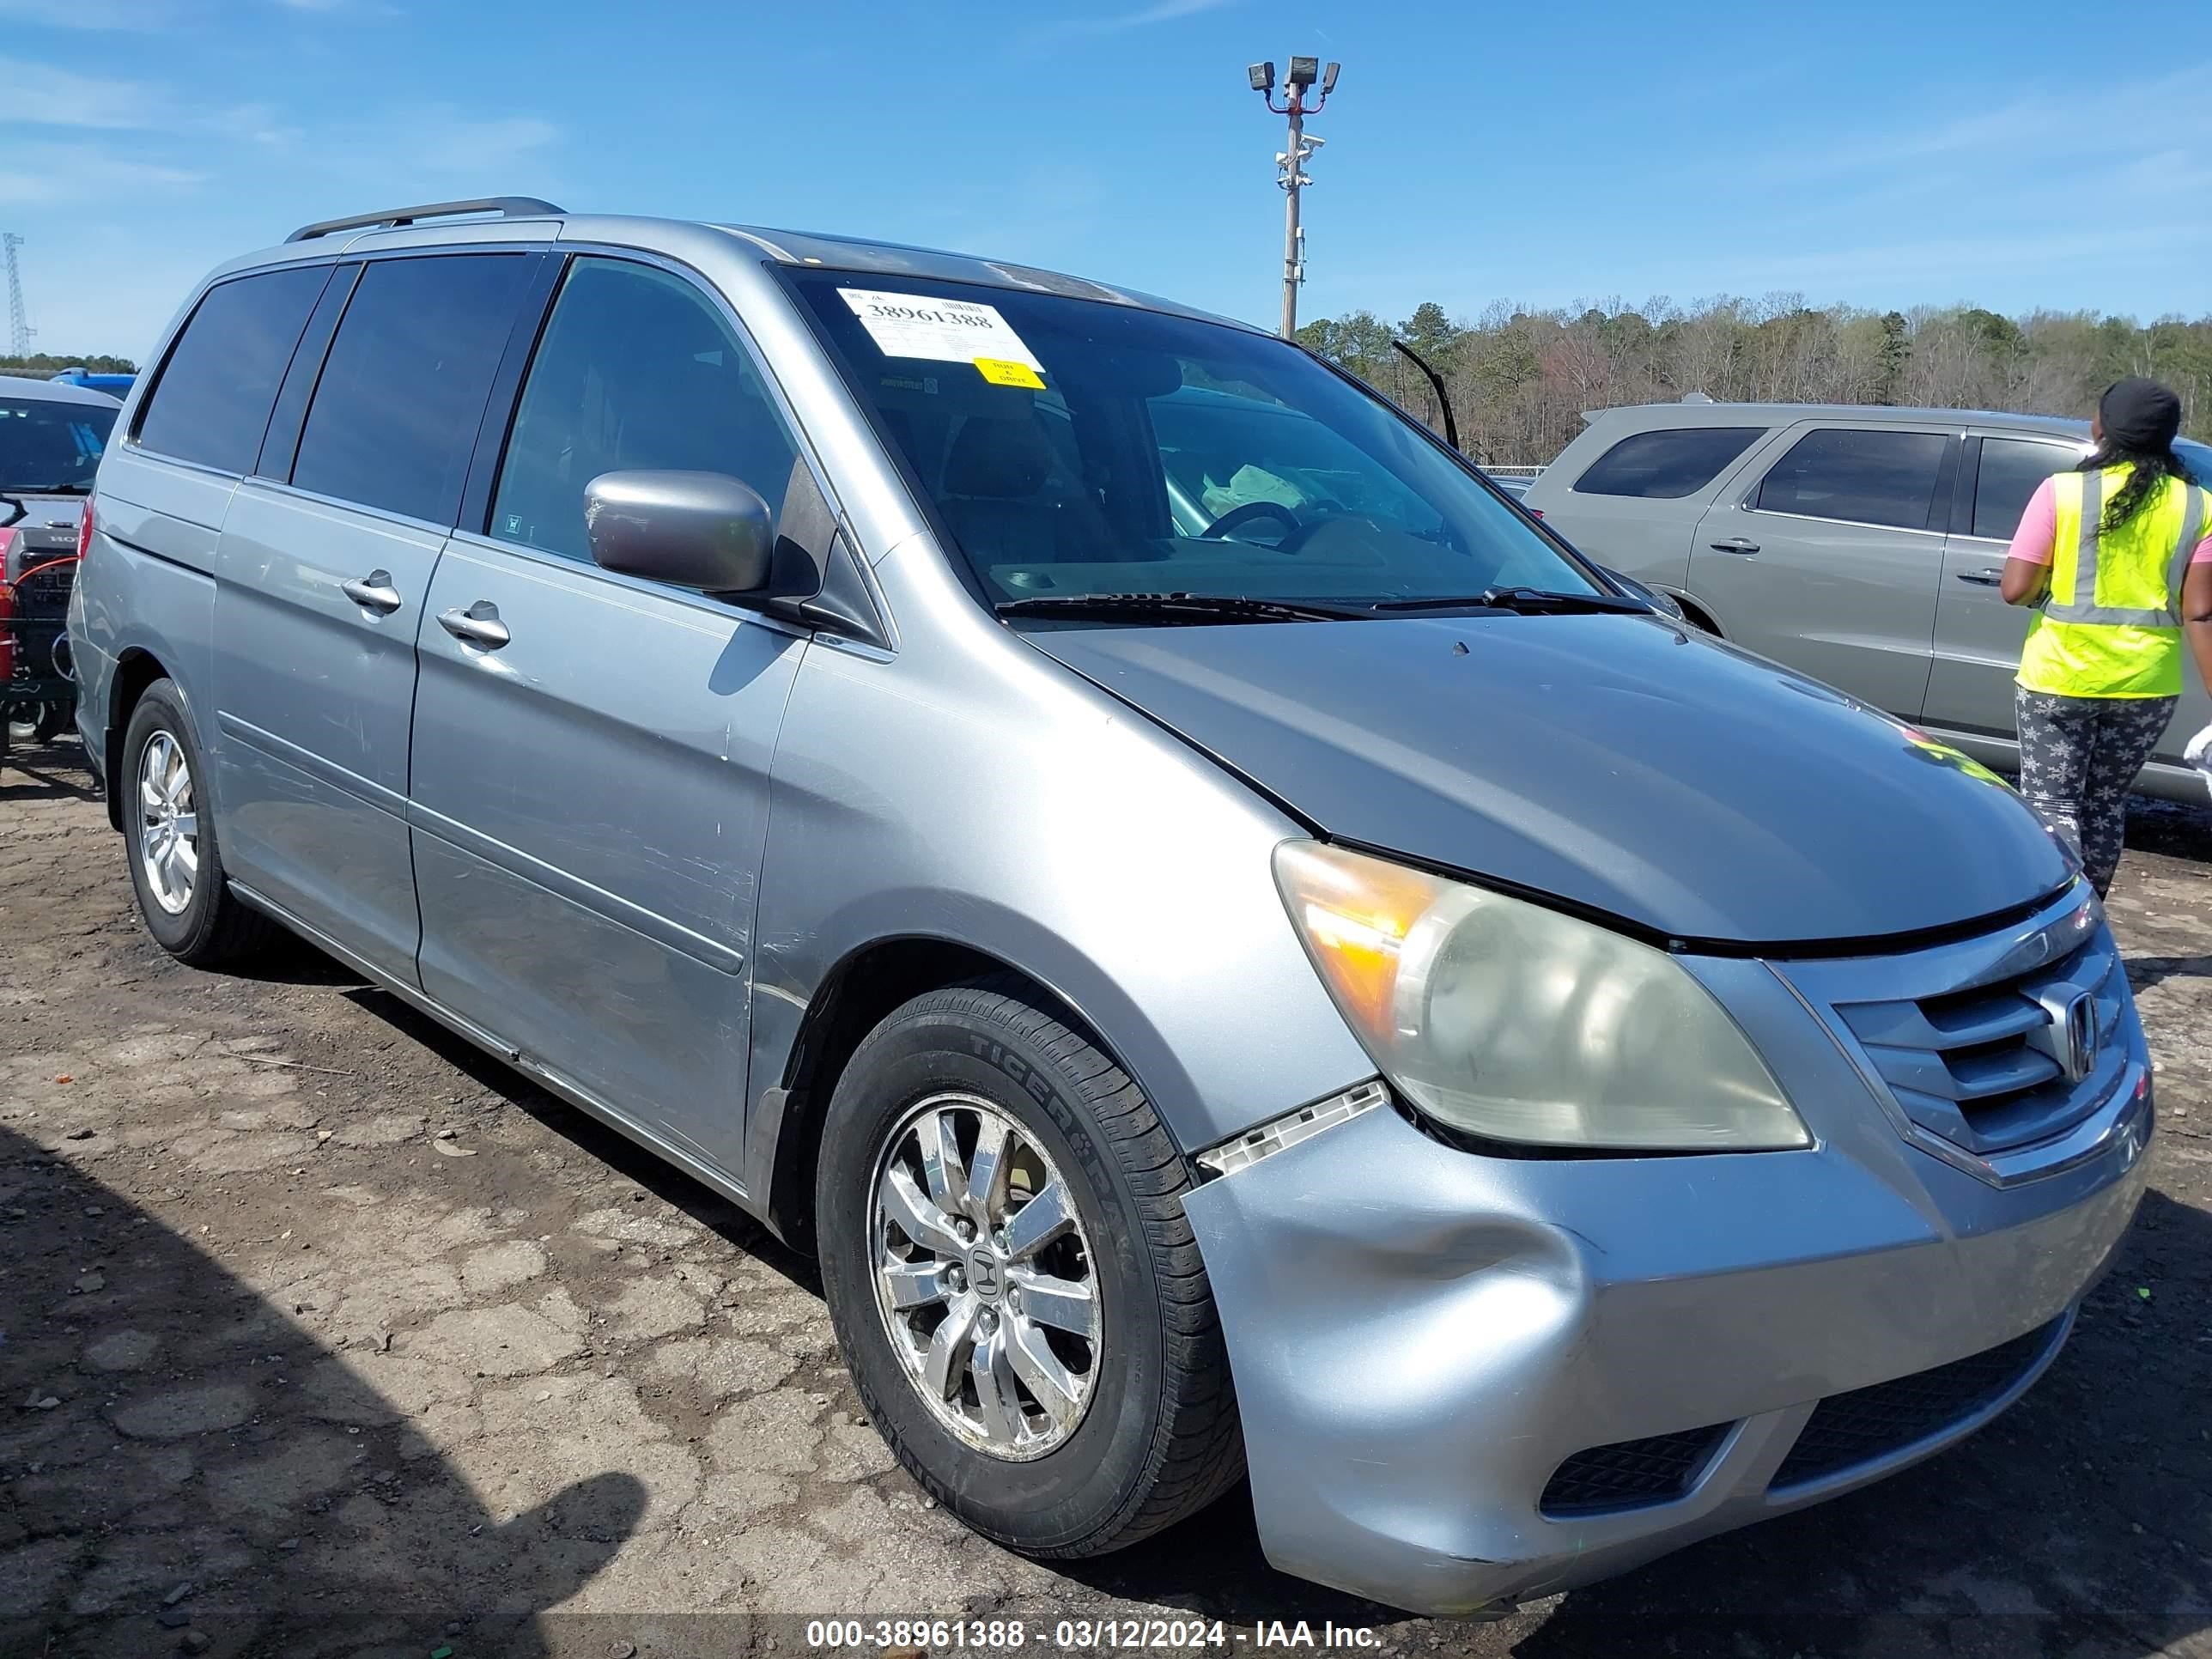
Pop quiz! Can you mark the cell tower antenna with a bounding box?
[3,234,34,356]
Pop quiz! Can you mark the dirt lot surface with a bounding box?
[3,738,2209,1659]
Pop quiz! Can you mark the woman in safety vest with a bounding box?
[2000,377,2212,896]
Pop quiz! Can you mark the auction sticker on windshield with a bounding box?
[839,288,1045,380]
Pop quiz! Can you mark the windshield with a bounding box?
[0,396,115,494]
[787,272,1596,607]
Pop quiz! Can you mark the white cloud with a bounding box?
[0,56,162,126]
[0,54,306,146]
[0,140,203,204]
[1020,0,1238,49]
[1771,62,2212,182]
[1092,0,1236,26]
[0,0,185,25]
[0,0,366,21]
[393,111,560,173]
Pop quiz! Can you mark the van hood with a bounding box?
[1024,613,2073,946]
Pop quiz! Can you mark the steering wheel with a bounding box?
[1196,499,1301,543]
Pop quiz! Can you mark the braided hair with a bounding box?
[2080,377,2189,532]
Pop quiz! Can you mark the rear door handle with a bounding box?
[437,600,511,649]
[1956,569,2005,586]
[339,569,402,614]
[1708,538,1759,555]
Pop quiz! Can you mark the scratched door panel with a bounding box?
[408,538,805,1174]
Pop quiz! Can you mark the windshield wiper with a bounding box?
[1370,586,1651,616]
[995,592,1370,623]
[1,482,89,496]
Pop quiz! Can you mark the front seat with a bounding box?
[938,416,1124,567]
[938,418,1060,568]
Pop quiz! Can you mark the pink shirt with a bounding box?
[2006,475,2212,565]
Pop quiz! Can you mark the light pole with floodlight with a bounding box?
[1248,56,1340,338]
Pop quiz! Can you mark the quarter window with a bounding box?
[1571,427,1765,499]
[135,265,328,475]
[1755,428,1949,531]
[1973,439,2077,541]
[490,258,799,563]
[290,254,532,525]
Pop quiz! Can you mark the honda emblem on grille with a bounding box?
[2057,992,2100,1084]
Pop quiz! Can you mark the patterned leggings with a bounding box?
[2014,688,2176,896]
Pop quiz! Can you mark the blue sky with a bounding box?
[2,0,2204,361]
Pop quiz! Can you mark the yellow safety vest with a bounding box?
[2018,465,2210,698]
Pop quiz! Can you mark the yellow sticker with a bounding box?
[975,357,1045,389]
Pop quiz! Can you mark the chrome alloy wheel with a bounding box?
[136,730,198,915]
[869,1092,1101,1460]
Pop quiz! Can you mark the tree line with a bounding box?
[1294,297,2212,465]
[1,353,138,376]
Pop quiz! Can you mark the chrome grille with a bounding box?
[1779,887,2136,1164]
[1836,933,2125,1154]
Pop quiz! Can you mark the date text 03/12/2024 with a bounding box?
[802,1618,1389,1651]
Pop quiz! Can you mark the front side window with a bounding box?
[1754,428,1949,531]
[0,397,116,494]
[135,264,328,476]
[490,258,799,562]
[1972,438,2080,540]
[290,253,532,525]
[1571,426,1765,499]
[786,270,1595,605]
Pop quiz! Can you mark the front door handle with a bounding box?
[1708,538,1759,555]
[1956,568,2005,586]
[339,569,402,613]
[437,600,511,650]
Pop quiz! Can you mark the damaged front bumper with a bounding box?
[1183,1064,2149,1617]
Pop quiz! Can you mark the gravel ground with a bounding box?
[3,738,2209,1659]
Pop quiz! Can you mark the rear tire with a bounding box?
[817,978,1243,1557]
[121,678,280,968]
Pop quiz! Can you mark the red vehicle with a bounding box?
[1,374,117,771]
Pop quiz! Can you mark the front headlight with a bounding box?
[1273,840,1808,1152]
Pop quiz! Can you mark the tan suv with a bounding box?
[1523,400,2212,800]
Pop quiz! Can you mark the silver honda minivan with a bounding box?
[69,199,2151,1616]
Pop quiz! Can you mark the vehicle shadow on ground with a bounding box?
[0,750,101,803]
[2125,794,2212,866]
[0,1120,647,1658]
[2128,956,2212,992]
[337,981,819,1291]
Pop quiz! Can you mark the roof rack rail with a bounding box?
[285,197,567,244]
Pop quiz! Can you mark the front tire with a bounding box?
[120,678,279,967]
[817,979,1243,1557]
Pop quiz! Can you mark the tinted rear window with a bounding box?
[1571,426,1764,498]
[135,266,328,475]
[290,254,529,525]
[1972,438,2077,540]
[1755,428,1949,530]
[1,395,116,494]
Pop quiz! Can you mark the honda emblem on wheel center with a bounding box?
[969,1248,1004,1299]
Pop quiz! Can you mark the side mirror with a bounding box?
[584,470,773,593]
